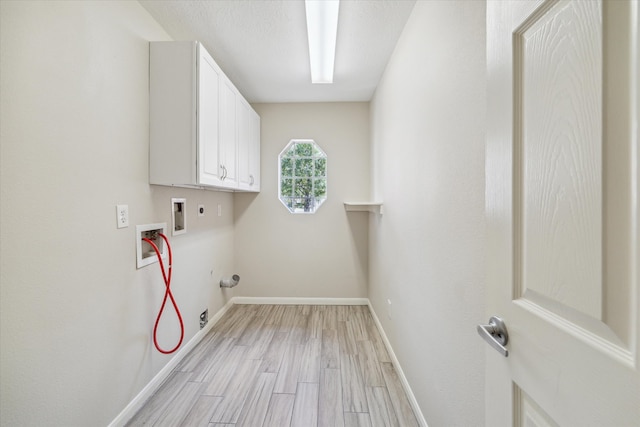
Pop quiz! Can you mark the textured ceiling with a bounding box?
[139,0,416,103]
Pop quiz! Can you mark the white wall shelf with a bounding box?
[344,202,384,215]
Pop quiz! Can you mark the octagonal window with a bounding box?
[279,139,327,213]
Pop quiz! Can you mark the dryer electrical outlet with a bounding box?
[136,223,167,269]
[200,309,208,329]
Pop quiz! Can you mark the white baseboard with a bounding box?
[231,296,369,305]
[108,298,235,427]
[367,301,429,427]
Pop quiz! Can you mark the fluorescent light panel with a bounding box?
[305,0,340,84]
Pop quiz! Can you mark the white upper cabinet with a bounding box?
[237,97,261,191]
[219,78,238,187]
[197,46,223,186]
[248,107,261,191]
[149,41,260,192]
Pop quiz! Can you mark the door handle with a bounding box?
[477,316,509,357]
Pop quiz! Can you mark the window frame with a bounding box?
[278,139,327,214]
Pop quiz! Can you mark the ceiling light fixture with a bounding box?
[305,0,340,84]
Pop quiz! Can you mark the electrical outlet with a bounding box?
[217,204,222,217]
[387,299,392,320]
[200,309,208,329]
[116,204,129,228]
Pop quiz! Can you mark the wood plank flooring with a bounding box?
[126,305,419,427]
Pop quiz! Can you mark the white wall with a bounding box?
[234,103,370,299]
[1,1,488,425]
[369,1,487,426]
[0,2,237,425]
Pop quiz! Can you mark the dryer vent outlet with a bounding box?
[220,274,240,288]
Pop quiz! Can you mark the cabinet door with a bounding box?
[237,97,252,190]
[197,46,223,186]
[219,78,238,188]
[248,108,260,191]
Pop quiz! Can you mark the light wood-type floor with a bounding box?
[126,304,420,426]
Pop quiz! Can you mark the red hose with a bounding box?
[142,233,184,354]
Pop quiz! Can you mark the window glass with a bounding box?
[278,139,327,213]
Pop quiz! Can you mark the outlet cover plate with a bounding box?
[116,204,129,229]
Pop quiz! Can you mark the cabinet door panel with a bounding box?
[237,98,252,190]
[197,46,223,186]
[219,79,238,187]
[249,108,260,191]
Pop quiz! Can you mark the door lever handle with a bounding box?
[477,316,509,357]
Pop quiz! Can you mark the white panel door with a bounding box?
[485,1,639,426]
